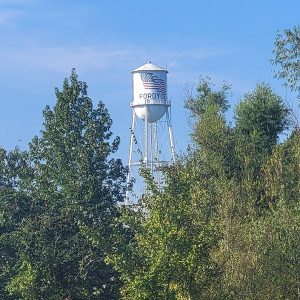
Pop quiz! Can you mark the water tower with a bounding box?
[126,61,176,203]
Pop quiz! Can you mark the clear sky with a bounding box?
[0,0,299,162]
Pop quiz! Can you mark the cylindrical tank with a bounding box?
[131,61,168,123]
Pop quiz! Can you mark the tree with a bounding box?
[110,78,299,300]
[235,83,289,148]
[272,26,300,97]
[185,77,234,178]
[185,77,231,117]
[217,136,300,299]
[233,83,289,211]
[4,70,126,299]
[109,79,232,300]
[109,163,223,300]
[0,147,33,300]
[213,85,298,299]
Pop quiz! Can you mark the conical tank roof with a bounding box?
[132,61,167,72]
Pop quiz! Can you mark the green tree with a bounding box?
[5,70,126,299]
[110,163,222,300]
[213,85,296,299]
[216,135,300,299]
[272,26,300,96]
[110,78,233,300]
[0,147,33,300]
[110,78,298,300]
[185,77,230,117]
[233,83,289,211]
[185,77,234,178]
[235,83,289,149]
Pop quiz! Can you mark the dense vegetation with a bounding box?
[1,27,300,299]
[0,71,127,299]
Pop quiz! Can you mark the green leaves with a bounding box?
[110,76,300,299]
[272,26,300,96]
[235,83,289,147]
[0,70,126,299]
[0,30,300,299]
[185,77,231,118]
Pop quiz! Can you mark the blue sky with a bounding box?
[0,0,299,162]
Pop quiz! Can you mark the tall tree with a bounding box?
[213,85,296,299]
[5,70,126,299]
[233,83,289,211]
[0,147,32,300]
[110,78,297,300]
[272,26,300,97]
[110,78,232,300]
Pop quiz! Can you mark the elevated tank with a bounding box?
[131,61,168,123]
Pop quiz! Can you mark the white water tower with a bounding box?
[126,61,176,203]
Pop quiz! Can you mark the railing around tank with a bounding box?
[130,99,170,107]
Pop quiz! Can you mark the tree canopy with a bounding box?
[272,26,300,97]
[0,70,126,300]
[109,78,300,299]
[1,27,300,299]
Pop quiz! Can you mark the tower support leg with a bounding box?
[125,109,136,205]
[166,107,176,163]
[144,105,149,165]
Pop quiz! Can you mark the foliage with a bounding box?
[110,77,300,300]
[272,26,300,96]
[235,83,289,148]
[0,70,126,299]
[109,162,222,300]
[185,77,231,118]
[1,28,300,299]
[0,148,32,300]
